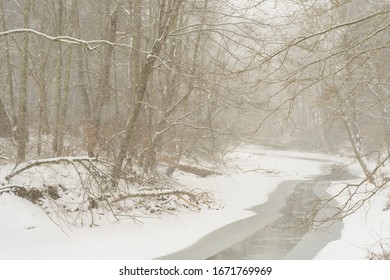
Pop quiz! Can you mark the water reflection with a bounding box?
[209,181,319,259]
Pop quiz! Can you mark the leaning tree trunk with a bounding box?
[141,0,209,172]
[343,112,371,180]
[334,1,375,184]
[111,0,183,190]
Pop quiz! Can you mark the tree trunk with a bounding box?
[37,46,50,156]
[74,1,91,121]
[87,3,118,156]
[142,0,209,172]
[52,0,64,155]
[57,47,73,156]
[36,10,52,156]
[16,0,31,162]
[56,1,77,156]
[342,112,374,182]
[0,0,17,132]
[0,99,12,138]
[111,0,183,189]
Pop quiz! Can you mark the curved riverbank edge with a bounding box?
[158,179,302,260]
[159,163,354,260]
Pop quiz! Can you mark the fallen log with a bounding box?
[166,164,221,177]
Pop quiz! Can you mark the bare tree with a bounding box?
[111,0,184,189]
[16,0,31,162]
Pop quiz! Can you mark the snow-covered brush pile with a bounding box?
[0,156,218,230]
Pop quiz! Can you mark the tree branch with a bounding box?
[0,28,133,51]
[5,156,98,182]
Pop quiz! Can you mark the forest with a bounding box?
[0,0,389,239]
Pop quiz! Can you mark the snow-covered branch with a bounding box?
[5,156,98,182]
[0,28,133,51]
[0,155,8,161]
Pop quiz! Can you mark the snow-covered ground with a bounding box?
[314,162,390,260]
[0,145,389,259]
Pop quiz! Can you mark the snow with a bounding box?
[0,145,389,259]
[312,155,390,259]
[314,179,390,259]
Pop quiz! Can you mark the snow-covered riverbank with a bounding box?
[0,146,388,259]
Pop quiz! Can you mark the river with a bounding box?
[159,162,354,260]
